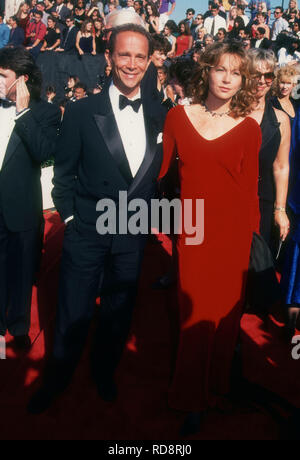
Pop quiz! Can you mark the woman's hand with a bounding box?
[274,210,290,241]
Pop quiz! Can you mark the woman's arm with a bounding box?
[92,35,96,55]
[273,109,291,241]
[76,31,84,55]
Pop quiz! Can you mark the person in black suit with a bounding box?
[28,23,167,414]
[7,16,25,47]
[55,15,77,53]
[252,27,272,50]
[0,47,60,349]
[52,0,70,30]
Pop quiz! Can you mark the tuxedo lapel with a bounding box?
[1,129,22,170]
[128,105,158,198]
[93,91,133,186]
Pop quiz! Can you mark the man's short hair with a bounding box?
[74,82,87,92]
[275,6,284,13]
[211,3,220,9]
[186,8,195,15]
[257,27,266,35]
[105,9,146,29]
[0,47,42,100]
[34,10,43,17]
[108,23,153,56]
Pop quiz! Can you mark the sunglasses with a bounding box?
[254,71,275,82]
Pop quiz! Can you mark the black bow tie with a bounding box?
[119,95,142,113]
[0,99,16,109]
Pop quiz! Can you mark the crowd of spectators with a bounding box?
[0,0,299,114]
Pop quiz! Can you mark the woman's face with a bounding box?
[257,14,265,24]
[68,78,76,88]
[180,23,185,34]
[290,0,296,9]
[279,79,295,97]
[77,1,84,9]
[254,61,274,98]
[86,22,92,32]
[48,18,55,28]
[231,9,237,19]
[198,29,204,39]
[157,69,167,85]
[208,53,242,102]
[164,26,171,36]
[94,20,102,31]
[294,22,300,32]
[22,3,30,13]
[146,5,153,15]
[134,1,141,12]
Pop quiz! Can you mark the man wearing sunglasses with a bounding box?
[271,7,289,41]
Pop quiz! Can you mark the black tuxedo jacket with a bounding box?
[62,26,77,53]
[0,100,61,232]
[251,38,272,50]
[52,88,167,252]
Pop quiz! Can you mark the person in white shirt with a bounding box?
[271,6,289,41]
[204,3,226,37]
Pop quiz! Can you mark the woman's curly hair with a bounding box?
[188,41,259,118]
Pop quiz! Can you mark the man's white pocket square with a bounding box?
[157,132,163,144]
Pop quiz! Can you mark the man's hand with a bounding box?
[16,76,30,113]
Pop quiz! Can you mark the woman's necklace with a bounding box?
[204,104,231,117]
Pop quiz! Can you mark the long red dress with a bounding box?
[159,106,262,411]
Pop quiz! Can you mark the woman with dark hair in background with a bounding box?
[40,16,61,52]
[159,41,261,435]
[94,18,105,54]
[74,0,86,28]
[163,20,178,58]
[175,21,193,56]
[228,16,246,40]
[76,19,96,55]
[145,2,160,34]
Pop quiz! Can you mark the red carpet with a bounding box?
[0,211,299,440]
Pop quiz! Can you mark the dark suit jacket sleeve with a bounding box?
[52,102,82,221]
[14,102,60,163]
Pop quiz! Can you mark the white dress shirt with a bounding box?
[0,106,30,170]
[204,15,226,36]
[109,82,146,178]
[271,17,289,40]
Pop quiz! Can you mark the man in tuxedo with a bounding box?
[28,23,167,414]
[55,15,77,53]
[7,16,25,48]
[252,27,272,50]
[0,47,60,349]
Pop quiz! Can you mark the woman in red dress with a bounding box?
[159,42,262,435]
[175,21,193,57]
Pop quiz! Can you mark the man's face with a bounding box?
[108,31,150,98]
[74,87,86,100]
[239,30,246,38]
[186,11,194,20]
[211,8,219,17]
[35,13,42,23]
[0,68,18,101]
[127,0,134,7]
[274,9,282,19]
[56,0,63,5]
[256,30,264,40]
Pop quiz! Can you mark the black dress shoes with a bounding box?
[27,385,59,415]
[180,412,207,437]
[13,335,31,351]
[96,379,118,403]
